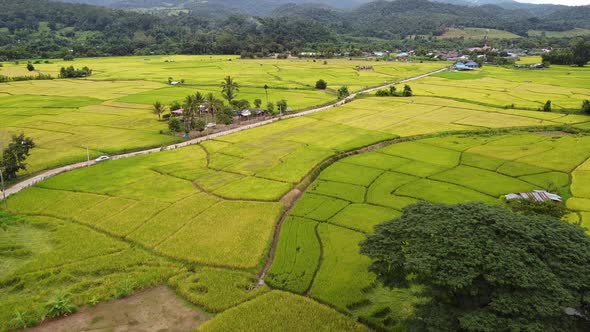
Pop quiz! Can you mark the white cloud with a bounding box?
[517,0,590,5]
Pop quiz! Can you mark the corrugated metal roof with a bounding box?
[505,190,562,202]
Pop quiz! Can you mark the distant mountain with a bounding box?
[53,0,575,18]
[433,0,565,16]
[54,0,371,13]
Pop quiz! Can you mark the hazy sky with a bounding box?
[517,0,590,5]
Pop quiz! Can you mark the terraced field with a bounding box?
[268,132,590,330]
[0,56,444,174]
[2,59,590,331]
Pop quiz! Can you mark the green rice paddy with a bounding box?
[1,56,590,331]
[268,132,590,330]
[0,56,444,174]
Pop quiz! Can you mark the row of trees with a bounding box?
[542,38,590,67]
[375,84,413,97]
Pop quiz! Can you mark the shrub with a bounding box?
[582,100,590,114]
[315,79,327,90]
[277,99,288,113]
[389,85,396,96]
[267,102,275,114]
[217,108,234,125]
[254,98,262,108]
[543,100,552,112]
[402,84,413,97]
[375,89,390,97]
[195,118,207,132]
[337,86,349,99]
[26,63,35,71]
[45,292,76,318]
[168,117,182,132]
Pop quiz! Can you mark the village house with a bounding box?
[505,190,562,203]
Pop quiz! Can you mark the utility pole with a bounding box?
[86,146,90,167]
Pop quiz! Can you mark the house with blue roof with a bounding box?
[454,62,470,71]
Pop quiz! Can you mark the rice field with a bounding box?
[0,56,444,174]
[268,132,590,330]
[414,65,590,111]
[198,291,370,332]
[2,56,590,331]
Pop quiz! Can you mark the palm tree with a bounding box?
[152,101,165,120]
[221,76,239,103]
[205,92,223,120]
[183,95,197,131]
[194,91,205,117]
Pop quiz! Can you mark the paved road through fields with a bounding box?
[1,67,448,200]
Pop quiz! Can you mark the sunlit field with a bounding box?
[0,56,444,174]
[412,65,590,110]
[268,132,590,330]
[1,55,590,331]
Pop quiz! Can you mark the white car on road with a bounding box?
[95,155,111,162]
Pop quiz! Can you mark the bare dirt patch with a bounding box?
[537,131,573,137]
[26,286,210,332]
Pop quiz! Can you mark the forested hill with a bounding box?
[274,0,590,38]
[1,0,589,60]
[54,0,574,17]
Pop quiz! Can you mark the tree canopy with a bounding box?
[1,133,35,180]
[360,202,590,332]
[0,0,588,60]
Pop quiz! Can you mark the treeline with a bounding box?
[542,38,590,66]
[0,0,588,60]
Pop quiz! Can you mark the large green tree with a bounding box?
[1,133,35,180]
[360,202,590,332]
[571,38,590,67]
